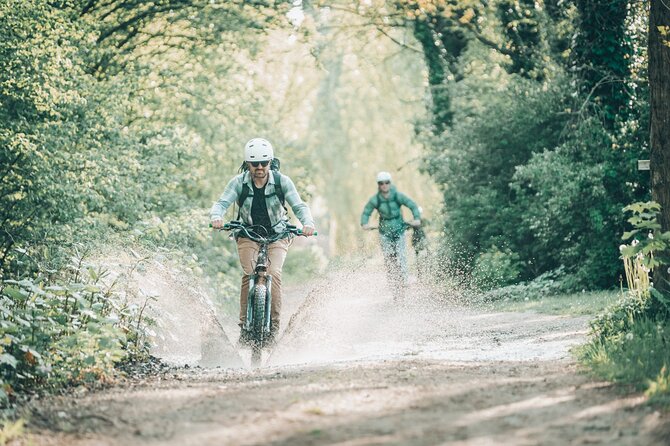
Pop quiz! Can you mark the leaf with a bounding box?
[3,287,29,302]
[650,288,670,310]
[622,230,638,240]
[0,353,18,368]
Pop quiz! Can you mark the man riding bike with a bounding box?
[360,171,421,296]
[210,138,316,344]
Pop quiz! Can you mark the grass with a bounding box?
[490,290,621,317]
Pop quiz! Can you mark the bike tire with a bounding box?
[250,284,267,366]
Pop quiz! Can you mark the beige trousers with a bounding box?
[236,237,290,328]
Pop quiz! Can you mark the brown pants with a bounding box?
[236,237,290,328]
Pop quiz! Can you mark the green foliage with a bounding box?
[580,202,670,404]
[479,266,573,302]
[572,0,633,125]
[471,246,522,290]
[580,310,670,400]
[509,115,646,288]
[410,0,649,292]
[424,65,648,290]
[621,201,670,270]
[0,251,153,412]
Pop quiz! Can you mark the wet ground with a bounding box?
[19,269,670,445]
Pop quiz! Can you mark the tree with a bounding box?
[649,0,670,292]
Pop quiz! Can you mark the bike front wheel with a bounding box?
[251,283,267,366]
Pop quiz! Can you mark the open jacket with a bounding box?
[360,186,421,237]
[210,171,314,234]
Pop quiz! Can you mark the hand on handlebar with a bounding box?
[211,219,224,229]
[301,225,316,237]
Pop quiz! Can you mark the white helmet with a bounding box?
[244,138,274,162]
[376,171,392,183]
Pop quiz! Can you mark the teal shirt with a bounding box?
[361,186,421,236]
[210,171,315,234]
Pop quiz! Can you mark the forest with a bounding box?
[2,0,670,436]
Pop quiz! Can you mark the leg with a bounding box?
[380,233,408,301]
[266,238,290,332]
[236,237,260,326]
[395,232,409,286]
[380,234,402,285]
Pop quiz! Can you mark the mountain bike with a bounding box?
[218,220,309,366]
[363,221,424,301]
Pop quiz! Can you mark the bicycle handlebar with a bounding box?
[363,221,421,231]
[211,221,317,242]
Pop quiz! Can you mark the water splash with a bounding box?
[266,257,589,367]
[97,250,244,368]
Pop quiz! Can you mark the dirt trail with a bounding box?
[21,270,670,445]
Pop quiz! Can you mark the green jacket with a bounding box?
[210,171,314,234]
[360,186,421,236]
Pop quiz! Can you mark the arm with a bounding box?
[397,192,421,221]
[360,196,377,227]
[282,175,315,229]
[210,175,242,223]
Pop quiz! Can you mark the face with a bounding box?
[247,160,270,180]
[377,180,391,192]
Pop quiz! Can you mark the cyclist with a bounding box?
[361,171,421,295]
[210,138,316,344]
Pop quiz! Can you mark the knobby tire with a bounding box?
[251,283,267,366]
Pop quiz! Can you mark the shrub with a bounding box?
[0,249,153,413]
[471,246,522,290]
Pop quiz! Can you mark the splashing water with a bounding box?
[98,250,244,368]
[99,250,588,370]
[267,257,589,367]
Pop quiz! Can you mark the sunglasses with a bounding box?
[377,181,390,185]
[249,160,270,168]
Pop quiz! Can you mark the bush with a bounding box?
[423,70,649,289]
[579,201,670,405]
[471,246,522,290]
[0,250,153,414]
[479,266,577,302]
[580,311,670,399]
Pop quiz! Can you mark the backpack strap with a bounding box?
[272,171,285,206]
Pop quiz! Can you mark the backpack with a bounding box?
[236,158,285,218]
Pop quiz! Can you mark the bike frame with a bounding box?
[220,221,304,340]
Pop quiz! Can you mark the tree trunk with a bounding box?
[649,0,670,293]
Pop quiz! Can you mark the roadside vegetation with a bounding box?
[578,202,670,406]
